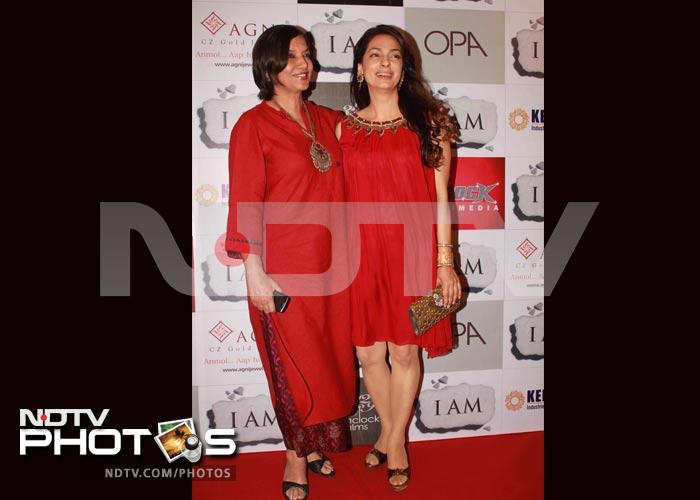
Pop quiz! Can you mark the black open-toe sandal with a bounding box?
[307,453,335,477]
[365,448,387,469]
[282,481,308,499]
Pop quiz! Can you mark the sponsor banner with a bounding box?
[505,157,543,229]
[308,81,353,112]
[506,0,544,13]
[505,84,543,156]
[423,300,504,373]
[409,369,502,440]
[194,80,261,158]
[457,229,506,301]
[193,2,298,81]
[348,378,382,445]
[298,3,405,82]
[300,0,404,5]
[504,229,544,298]
[193,310,259,386]
[505,10,544,83]
[431,83,506,157]
[197,384,284,453]
[452,157,505,229]
[194,225,248,312]
[405,7,504,84]
[501,367,543,433]
[405,0,504,10]
[502,299,544,369]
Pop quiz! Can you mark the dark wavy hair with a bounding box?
[252,25,319,100]
[350,25,459,169]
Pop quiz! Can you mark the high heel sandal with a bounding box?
[364,448,387,469]
[282,481,308,499]
[307,452,335,477]
[387,466,410,492]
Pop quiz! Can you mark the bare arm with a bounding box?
[434,139,462,307]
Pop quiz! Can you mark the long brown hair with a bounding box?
[350,25,459,169]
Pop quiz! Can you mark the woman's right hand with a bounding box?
[245,266,282,314]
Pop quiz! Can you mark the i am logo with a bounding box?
[329,35,357,54]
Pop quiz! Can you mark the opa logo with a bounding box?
[505,391,525,412]
[423,30,488,57]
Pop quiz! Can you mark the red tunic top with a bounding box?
[226,101,355,426]
[340,114,454,358]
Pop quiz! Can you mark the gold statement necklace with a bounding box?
[272,100,332,173]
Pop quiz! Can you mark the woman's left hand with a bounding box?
[436,266,462,307]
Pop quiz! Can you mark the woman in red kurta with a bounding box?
[225,26,354,500]
[339,25,462,492]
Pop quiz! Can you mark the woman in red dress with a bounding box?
[225,25,355,500]
[339,25,462,492]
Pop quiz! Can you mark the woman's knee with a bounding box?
[388,344,419,367]
[356,343,387,368]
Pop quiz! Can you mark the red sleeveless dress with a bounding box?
[340,113,454,358]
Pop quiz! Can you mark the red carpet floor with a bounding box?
[193,431,543,500]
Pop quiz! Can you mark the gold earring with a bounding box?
[398,71,405,90]
[357,72,364,84]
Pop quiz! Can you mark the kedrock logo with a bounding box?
[509,108,528,131]
[509,108,543,132]
[505,389,544,411]
[505,391,525,411]
[201,12,226,35]
[19,410,236,462]
[195,184,219,206]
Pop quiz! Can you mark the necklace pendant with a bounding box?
[310,141,332,173]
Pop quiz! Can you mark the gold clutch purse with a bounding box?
[408,286,465,336]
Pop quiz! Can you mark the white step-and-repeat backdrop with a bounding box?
[192,0,543,453]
